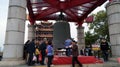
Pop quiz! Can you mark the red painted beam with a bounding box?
[35,0,97,20]
[34,12,79,22]
[64,9,79,22]
[27,0,107,25]
[72,7,88,12]
[36,15,77,22]
[77,21,84,26]
[70,9,84,15]
[82,5,92,8]
[109,0,112,2]
[44,0,96,10]
[43,0,59,8]
[31,2,45,5]
[33,5,50,9]
[85,15,94,23]
[66,0,93,9]
[77,0,107,26]
[26,0,35,25]
[35,7,59,19]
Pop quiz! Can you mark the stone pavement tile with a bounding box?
[83,64,103,67]
[103,63,120,67]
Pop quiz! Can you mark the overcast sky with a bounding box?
[0,0,108,51]
[0,0,9,51]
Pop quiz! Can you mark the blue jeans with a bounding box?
[66,48,71,56]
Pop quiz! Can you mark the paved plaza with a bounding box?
[0,61,120,67]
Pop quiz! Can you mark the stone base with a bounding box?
[0,60,25,66]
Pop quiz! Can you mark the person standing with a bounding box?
[80,46,85,56]
[27,39,36,66]
[35,44,40,64]
[39,40,47,65]
[71,41,83,67]
[100,38,110,62]
[46,40,54,67]
[23,40,30,61]
[64,38,72,56]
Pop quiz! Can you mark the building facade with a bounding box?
[35,21,53,42]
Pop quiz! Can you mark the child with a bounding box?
[46,40,54,67]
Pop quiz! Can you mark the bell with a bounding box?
[53,21,71,49]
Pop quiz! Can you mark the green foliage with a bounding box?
[85,31,99,46]
[85,10,109,45]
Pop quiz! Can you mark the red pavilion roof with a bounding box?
[27,0,107,25]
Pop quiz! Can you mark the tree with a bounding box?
[85,10,109,45]
[85,31,98,46]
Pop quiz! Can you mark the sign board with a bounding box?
[92,44,100,51]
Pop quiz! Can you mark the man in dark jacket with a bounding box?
[23,40,30,60]
[100,38,110,62]
[39,40,47,65]
[71,41,82,67]
[27,39,35,66]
